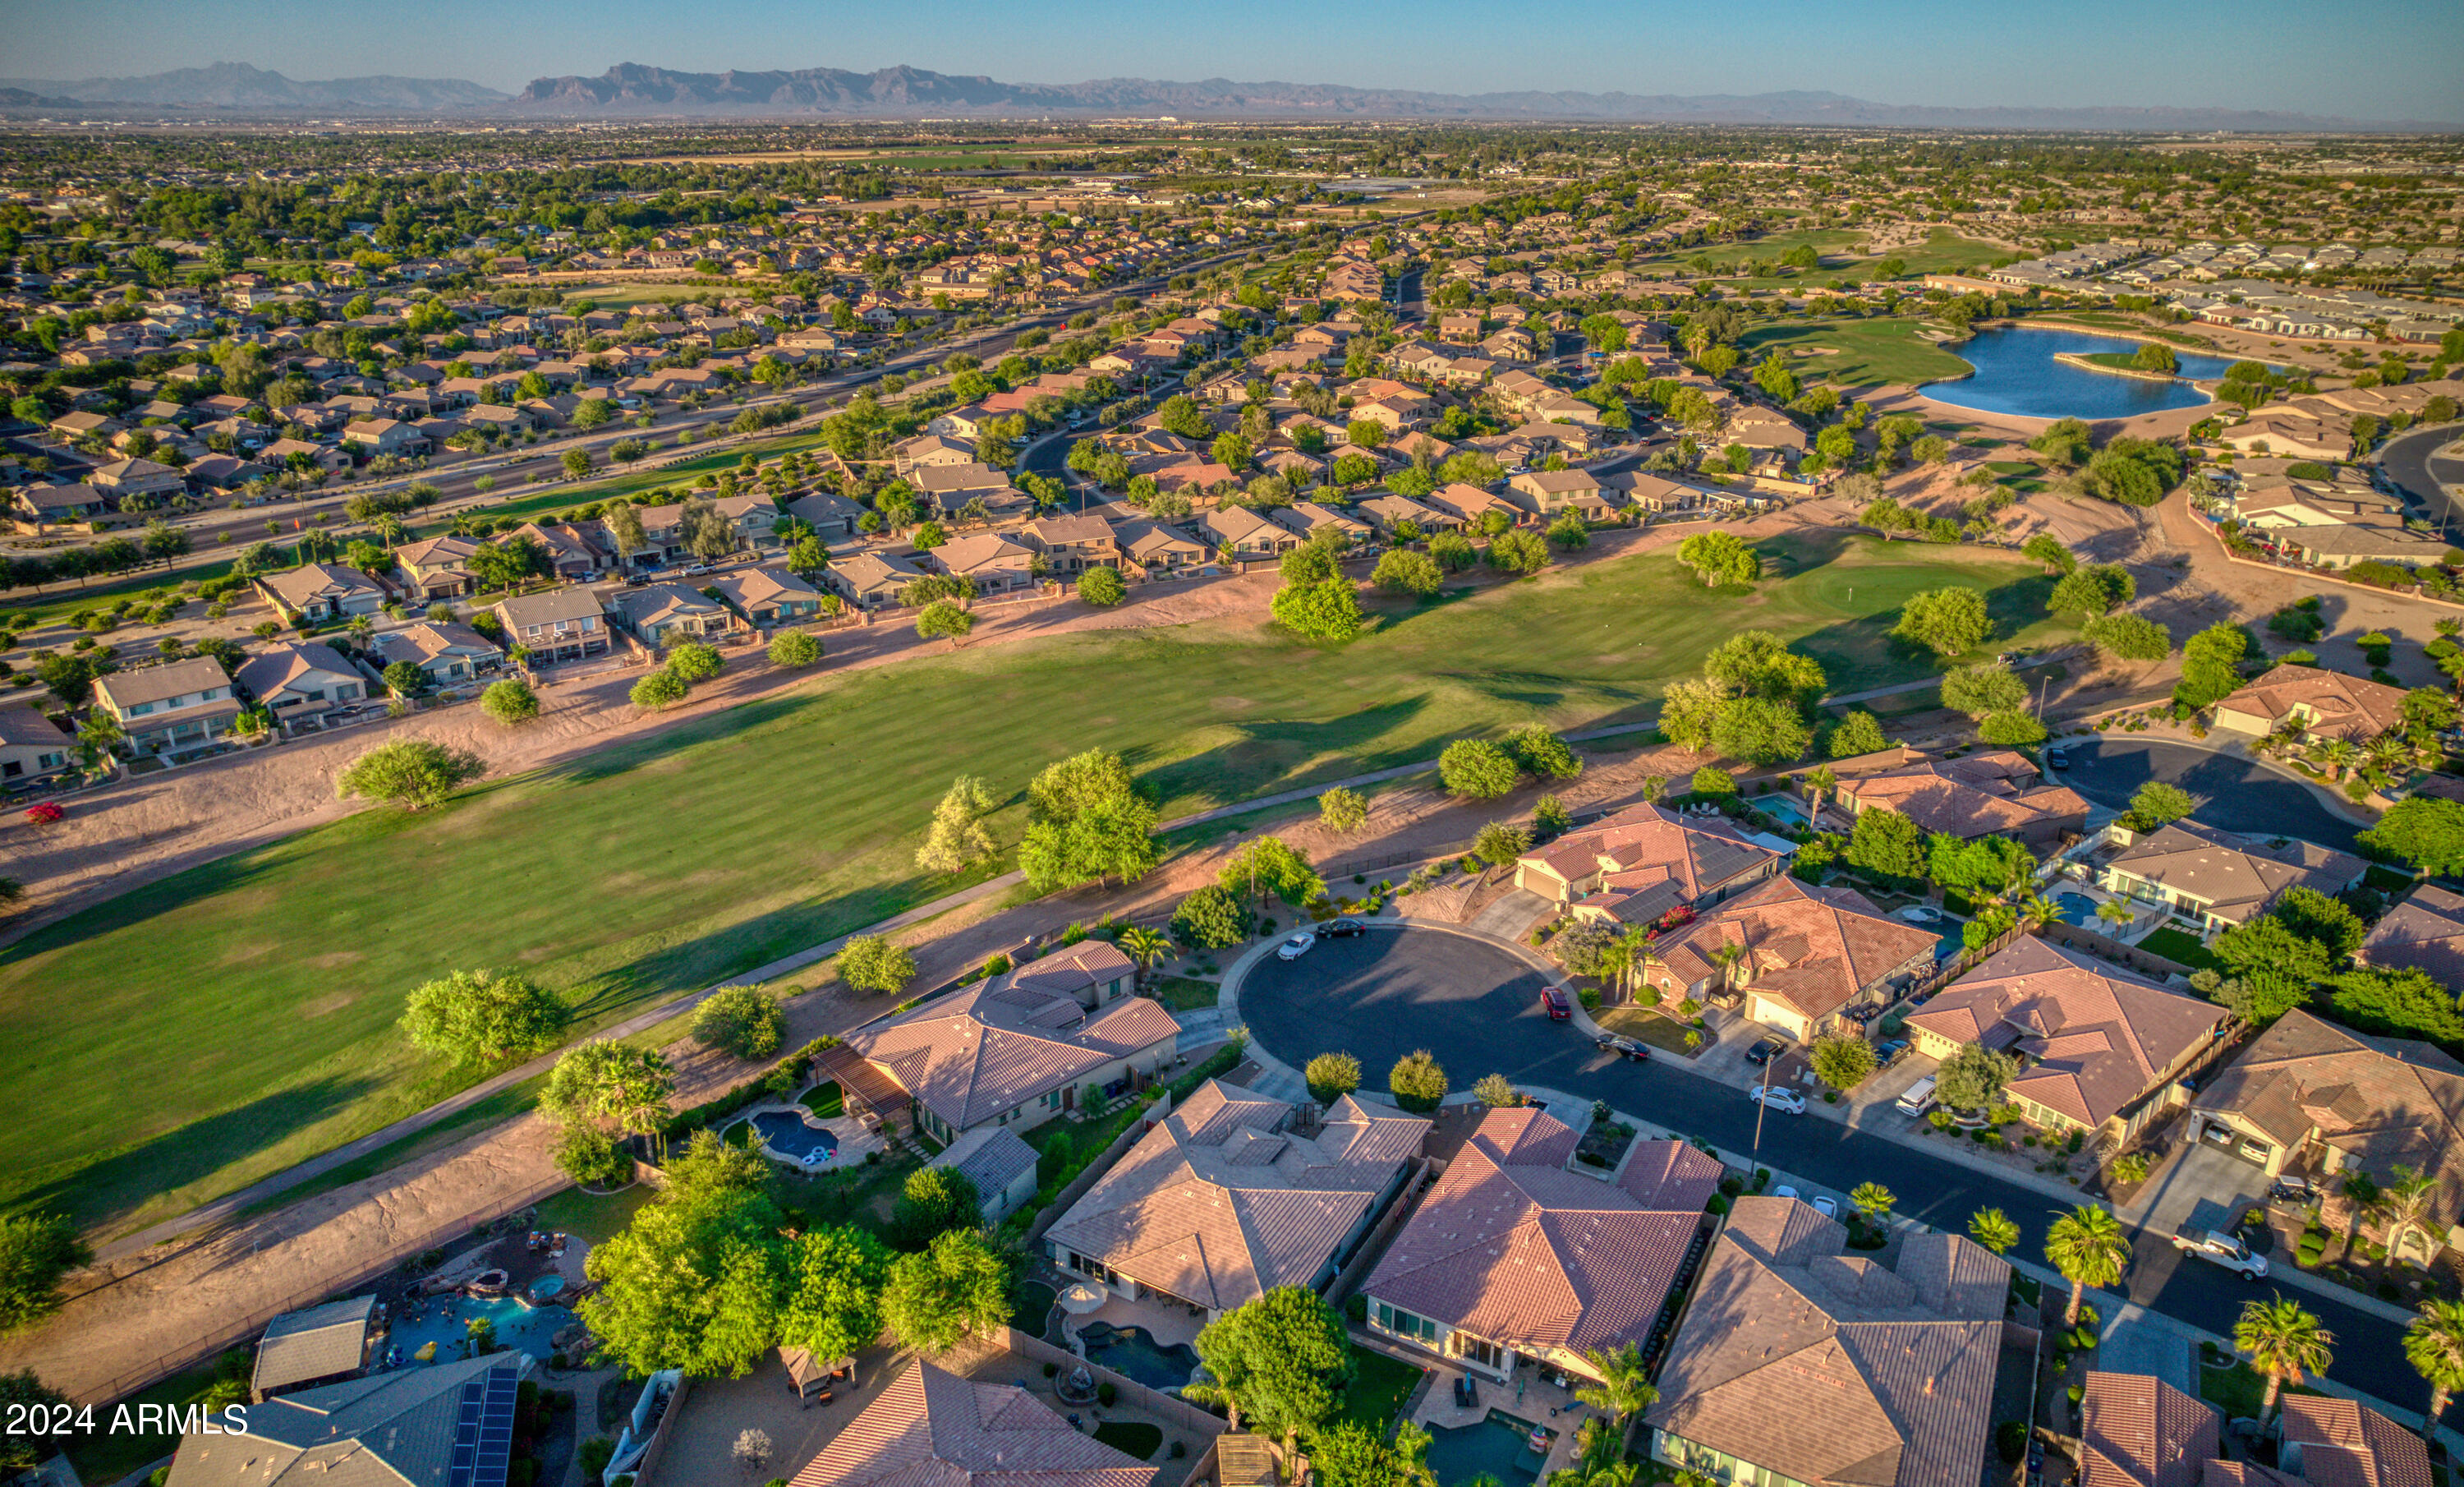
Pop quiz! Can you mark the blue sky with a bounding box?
[2,0,2457,122]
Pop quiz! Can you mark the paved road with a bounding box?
[2057,736,2366,850]
[2379,421,2464,533]
[1235,926,2443,1424]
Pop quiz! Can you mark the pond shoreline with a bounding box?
[2053,350,2208,389]
[1914,324,2226,421]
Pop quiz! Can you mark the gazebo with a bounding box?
[779,1346,857,1403]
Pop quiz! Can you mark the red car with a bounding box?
[1540,986,1573,1021]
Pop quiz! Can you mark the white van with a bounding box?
[1896,1076,1938,1116]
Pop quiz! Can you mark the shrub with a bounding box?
[1389,1050,1448,1112]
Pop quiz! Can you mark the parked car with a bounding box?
[1875,1039,1910,1066]
[683,563,713,576]
[2045,746,2071,770]
[2172,1225,2268,1279]
[1276,932,1316,961]
[1745,1035,1790,1066]
[1749,1085,1807,1116]
[1811,1195,1839,1218]
[1540,986,1573,1021]
[1896,1075,1938,1116]
[1593,1034,1648,1062]
[1772,1185,1799,1201]
[1322,918,1365,938]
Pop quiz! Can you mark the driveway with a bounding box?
[2057,737,2365,850]
[1234,923,2442,1423]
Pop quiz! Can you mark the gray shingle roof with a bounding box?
[250,1296,376,1397]
[172,1352,521,1487]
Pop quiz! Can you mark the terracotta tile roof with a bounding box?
[787,1360,1157,1487]
[1906,939,2226,1128]
[2278,1396,2435,1487]
[1644,1197,2010,1487]
[2356,885,2464,987]
[2191,1008,2464,1237]
[1045,1082,1426,1311]
[1650,876,1938,1022]
[1364,1108,1717,1356]
[1835,751,2088,840]
[2079,1370,2219,1487]
[2107,820,2365,924]
[847,972,1179,1131]
[1519,803,1781,918]
[2216,669,2411,744]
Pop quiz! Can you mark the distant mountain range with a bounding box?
[0,60,2453,131]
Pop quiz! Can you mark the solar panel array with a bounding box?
[448,1363,520,1487]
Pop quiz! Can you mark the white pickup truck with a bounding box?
[2172,1225,2269,1279]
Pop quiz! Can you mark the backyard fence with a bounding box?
[2039,920,2195,983]
[1322,838,1479,882]
[1023,1090,1174,1247]
[70,1170,574,1406]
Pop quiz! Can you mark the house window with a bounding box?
[126,702,155,717]
[1372,1302,1440,1343]
[1452,1333,1507,1370]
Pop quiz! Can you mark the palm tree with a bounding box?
[1968,1208,2022,1256]
[1850,1182,1896,1230]
[1803,767,1838,823]
[2404,1300,2464,1430]
[2015,893,2061,932]
[2376,1165,2442,1265]
[2368,732,2414,776]
[1708,942,1748,996]
[1642,775,1668,805]
[1574,1342,1657,1442]
[2315,738,2360,782]
[2095,899,2135,932]
[1115,926,1170,992]
[2044,1204,2131,1324]
[2236,1296,2333,1424]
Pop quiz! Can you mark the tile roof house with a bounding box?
[2097,820,2366,935]
[846,943,1178,1144]
[391,534,482,601]
[255,562,388,623]
[711,566,827,626]
[2188,1008,2464,1262]
[1047,1080,1427,1319]
[366,621,503,689]
[1515,803,1786,926]
[1905,937,2227,1137]
[1363,1107,1718,1381]
[2356,884,2464,987]
[168,1353,529,1487]
[1644,1196,2010,1487]
[236,642,367,727]
[612,582,731,647]
[829,550,927,610]
[2278,1395,2436,1487]
[250,1296,377,1402]
[1642,876,1938,1041]
[785,1360,1156,1487]
[929,1126,1041,1223]
[0,704,75,786]
[1019,513,1122,573]
[934,532,1039,594]
[1830,750,2088,849]
[494,587,608,663]
[2211,668,2411,746]
[92,656,241,756]
[2078,1371,2220,1487]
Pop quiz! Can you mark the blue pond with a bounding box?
[377,1293,566,1370]
[1921,327,2250,420]
[752,1110,839,1164]
[2053,891,2103,927]
[1075,1323,1198,1391]
[1424,1411,1556,1487]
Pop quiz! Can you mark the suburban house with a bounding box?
[844,943,1179,1143]
[711,567,827,626]
[829,550,927,610]
[1423,481,1521,528]
[1645,1196,2010,1487]
[1363,1107,1720,1382]
[783,1360,1156,1487]
[933,532,1039,594]
[494,587,609,664]
[236,642,367,728]
[391,534,482,601]
[87,456,186,504]
[2356,884,2464,986]
[166,1354,530,1487]
[0,704,74,787]
[2078,1371,2434,1487]
[339,417,430,458]
[1640,876,1938,1040]
[1827,751,2088,850]
[1020,513,1121,573]
[913,463,1019,517]
[2095,819,2366,935]
[11,482,116,527]
[1119,521,1208,577]
[1515,803,1786,925]
[2278,1397,2439,1487]
[366,621,503,689]
[2187,1008,2464,1261]
[1355,492,1455,536]
[1507,467,1607,517]
[250,1296,376,1402]
[255,562,388,623]
[2209,666,2411,747]
[612,582,731,647]
[511,520,609,581]
[785,488,867,539]
[92,656,241,756]
[1904,937,2228,1139]
[1045,1080,1427,1322]
[926,1126,1041,1224]
[1193,505,1298,562]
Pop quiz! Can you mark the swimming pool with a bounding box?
[1424,1411,1555,1487]
[2054,892,2102,927]
[1758,796,1811,830]
[376,1292,567,1370]
[1075,1323,1199,1392]
[751,1110,839,1164]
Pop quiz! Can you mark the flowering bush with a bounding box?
[24,801,63,827]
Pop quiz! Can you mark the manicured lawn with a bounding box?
[1342,1347,1427,1431]
[2137,928,2223,972]
[1011,1280,1057,1334]
[1598,1006,1703,1054]
[1733,318,1976,392]
[1093,1422,1164,1459]
[800,1080,845,1117]
[2199,1360,2319,1419]
[532,1181,657,1245]
[1149,975,1222,1012]
[0,533,2076,1232]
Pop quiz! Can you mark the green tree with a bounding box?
[1272,576,1363,641]
[1507,725,1583,780]
[0,1215,91,1334]
[1828,711,1889,758]
[1810,1034,1877,1090]
[1441,738,1520,799]
[1390,1050,1449,1112]
[917,775,999,876]
[891,1167,982,1248]
[667,641,724,684]
[1372,548,1443,596]
[1311,1420,1436,1487]
[2044,1204,2130,1324]
[1017,748,1160,892]
[335,738,485,810]
[1487,529,1550,575]
[632,666,689,709]
[2212,916,2330,1025]
[1172,884,1253,950]
[1892,587,1993,658]
[1844,807,1927,880]
[2049,565,2135,616]
[1968,1208,2021,1256]
[2085,613,2170,663]
[2271,886,2364,957]
[1077,566,1127,607]
[768,629,823,667]
[400,968,568,1066]
[2361,797,2464,875]
[480,677,540,724]
[2174,622,2250,710]
[1318,785,1369,833]
[2022,533,2078,574]
[1979,711,2047,746]
[1219,836,1326,909]
[1473,820,1533,868]
[2402,1299,2464,1425]
[1189,1287,1354,1448]
[1850,1182,1896,1226]
[916,599,975,647]
[838,935,917,994]
[2131,781,2195,826]
[2236,1296,2333,1424]
[1936,1043,2018,1113]
[883,1228,1013,1355]
[1306,1051,1364,1105]
[779,1224,893,1365]
[2328,965,2464,1045]
[692,985,786,1061]
[0,1370,69,1471]
[1676,529,1761,587]
[542,1040,677,1136]
[580,1135,784,1377]
[1941,662,2029,719]
[553,1122,632,1187]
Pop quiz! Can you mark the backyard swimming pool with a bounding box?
[750,1110,839,1164]
[2054,891,2102,927]
[1758,796,1811,830]
[1424,1411,1555,1487]
[1075,1323,1199,1391]
[377,1293,566,1370]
